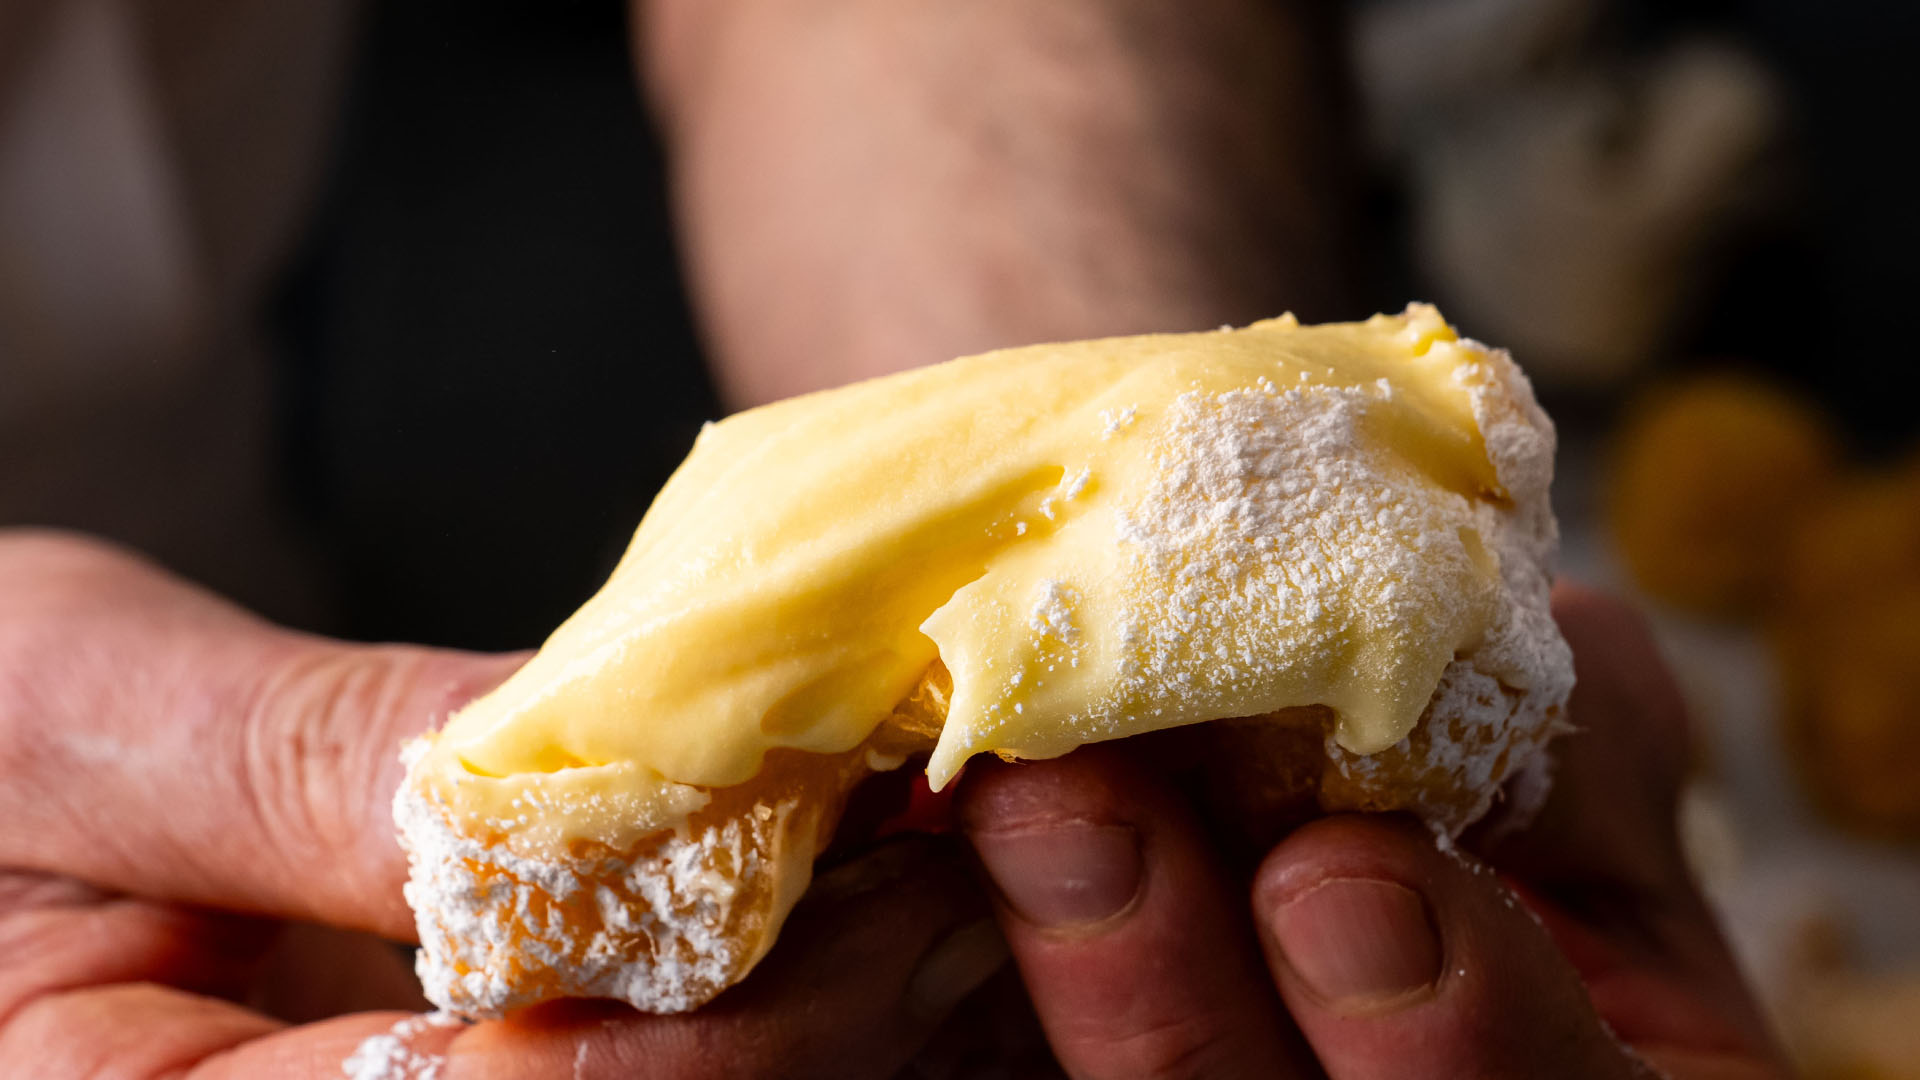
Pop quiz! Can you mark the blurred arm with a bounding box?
[0,0,52,107]
[636,0,1358,407]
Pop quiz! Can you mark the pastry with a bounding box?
[395,304,1575,1017]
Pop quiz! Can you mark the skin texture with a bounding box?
[638,0,1359,408]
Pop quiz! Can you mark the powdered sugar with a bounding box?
[1028,580,1079,642]
[1036,466,1092,521]
[396,770,802,1017]
[1326,655,1569,835]
[341,1012,463,1080]
[1103,379,1500,750]
[1099,405,1137,437]
[923,316,1572,791]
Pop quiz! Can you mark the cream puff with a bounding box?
[395,304,1574,1017]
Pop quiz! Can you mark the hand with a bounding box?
[956,583,1794,1079]
[0,531,1002,1079]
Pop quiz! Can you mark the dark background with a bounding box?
[270,0,1918,651]
[273,2,714,650]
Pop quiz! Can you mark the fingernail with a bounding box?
[908,918,1009,1018]
[1269,878,1440,1011]
[972,824,1142,929]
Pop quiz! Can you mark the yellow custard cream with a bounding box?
[415,305,1561,851]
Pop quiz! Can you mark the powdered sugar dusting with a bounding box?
[1099,405,1137,437]
[1036,466,1092,521]
[341,1012,463,1080]
[1104,379,1497,750]
[1325,656,1570,835]
[1028,580,1079,643]
[396,768,806,1018]
[924,310,1572,789]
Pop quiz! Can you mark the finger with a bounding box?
[0,869,425,1079]
[959,744,1320,1080]
[1254,815,1784,1080]
[0,838,1002,1079]
[906,965,1067,1079]
[248,923,428,1021]
[1471,584,1775,1048]
[446,836,1006,1080]
[0,530,522,937]
[1471,583,1694,902]
[0,875,425,1025]
[5,987,455,1080]
[0,873,279,1018]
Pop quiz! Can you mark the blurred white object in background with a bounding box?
[1356,0,1784,386]
[1660,614,1920,1079]
[1355,0,1600,155]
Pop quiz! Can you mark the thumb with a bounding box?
[1252,815,1654,1080]
[0,530,524,937]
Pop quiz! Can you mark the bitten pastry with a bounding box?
[395,304,1575,1017]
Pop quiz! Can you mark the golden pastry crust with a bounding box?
[399,652,1565,1017]
[399,741,867,1015]
[400,672,951,1016]
[395,307,1574,1017]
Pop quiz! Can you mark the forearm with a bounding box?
[1,0,54,103]
[638,0,1358,407]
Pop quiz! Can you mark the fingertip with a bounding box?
[444,1002,641,1079]
[1549,584,1689,751]
[1549,581,1665,648]
[954,744,1144,835]
[1254,814,1640,1079]
[737,834,1004,1051]
[904,917,1011,1022]
[1492,582,1694,902]
[960,746,1314,1077]
[1253,813,1440,914]
[1253,813,1544,998]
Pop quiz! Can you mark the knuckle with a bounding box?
[0,526,135,573]
[0,530,164,617]
[236,646,416,873]
[0,530,205,792]
[0,626,119,872]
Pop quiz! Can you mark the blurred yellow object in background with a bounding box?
[1611,378,1920,839]
[1779,464,1920,613]
[1781,916,1920,1080]
[1608,376,1838,613]
[1774,468,1920,839]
